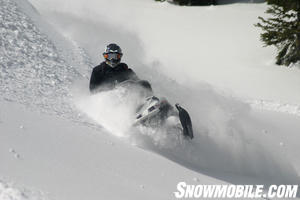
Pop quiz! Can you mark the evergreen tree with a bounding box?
[256,0,300,66]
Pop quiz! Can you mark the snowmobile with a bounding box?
[116,79,194,139]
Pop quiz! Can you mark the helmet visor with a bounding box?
[104,53,122,60]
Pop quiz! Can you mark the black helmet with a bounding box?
[103,43,123,67]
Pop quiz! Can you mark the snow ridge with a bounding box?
[0,0,88,118]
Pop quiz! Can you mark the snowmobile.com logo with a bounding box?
[174,182,298,199]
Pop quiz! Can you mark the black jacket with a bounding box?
[89,62,137,92]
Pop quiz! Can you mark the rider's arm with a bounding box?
[89,65,106,93]
[89,68,97,92]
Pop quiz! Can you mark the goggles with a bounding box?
[103,53,122,60]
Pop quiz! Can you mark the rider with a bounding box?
[89,43,138,92]
[89,44,193,139]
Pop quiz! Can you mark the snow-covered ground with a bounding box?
[1,0,300,199]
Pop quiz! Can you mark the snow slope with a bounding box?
[1,0,300,199]
[2,100,226,200]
